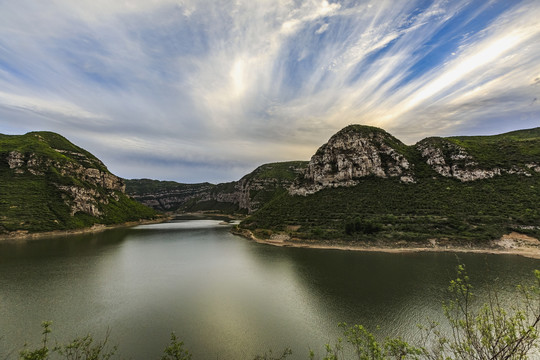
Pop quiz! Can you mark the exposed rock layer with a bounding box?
[290,125,414,195]
[6,149,125,217]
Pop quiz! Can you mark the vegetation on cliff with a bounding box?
[0,132,156,235]
[241,126,540,243]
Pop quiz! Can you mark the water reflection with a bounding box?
[0,221,539,359]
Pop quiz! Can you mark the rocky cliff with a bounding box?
[0,132,155,234]
[416,137,538,181]
[289,125,540,195]
[290,125,414,195]
[127,125,539,215]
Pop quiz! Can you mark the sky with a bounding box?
[0,0,539,183]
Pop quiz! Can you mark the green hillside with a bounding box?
[0,132,155,235]
[243,175,540,242]
[241,127,540,243]
[447,128,540,168]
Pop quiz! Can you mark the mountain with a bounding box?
[125,161,307,214]
[290,125,414,195]
[0,131,156,236]
[240,125,540,243]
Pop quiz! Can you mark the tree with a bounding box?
[419,265,540,360]
[309,265,540,360]
[161,333,192,360]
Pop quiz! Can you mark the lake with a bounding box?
[1,219,539,359]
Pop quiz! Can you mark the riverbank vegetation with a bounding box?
[8,266,540,360]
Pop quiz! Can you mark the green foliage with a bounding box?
[309,324,423,360]
[161,333,192,360]
[54,332,117,360]
[345,218,383,236]
[0,132,107,172]
[18,322,118,360]
[420,265,540,360]
[243,174,540,242]
[99,193,157,224]
[448,127,540,169]
[244,162,308,182]
[19,322,52,360]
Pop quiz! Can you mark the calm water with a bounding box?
[1,220,539,359]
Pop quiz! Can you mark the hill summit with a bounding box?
[290,125,414,195]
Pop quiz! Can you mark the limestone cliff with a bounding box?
[128,125,539,212]
[287,125,540,195]
[416,136,539,181]
[7,149,126,217]
[290,125,414,195]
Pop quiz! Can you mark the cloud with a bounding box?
[0,0,539,182]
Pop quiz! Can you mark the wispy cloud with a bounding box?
[0,0,538,182]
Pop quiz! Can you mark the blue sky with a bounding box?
[0,0,539,183]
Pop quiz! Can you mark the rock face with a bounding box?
[6,149,125,217]
[126,161,307,213]
[290,125,414,195]
[1,131,154,234]
[235,161,306,212]
[286,125,540,196]
[416,137,538,181]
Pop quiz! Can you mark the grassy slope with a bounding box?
[241,128,540,242]
[447,127,540,168]
[0,132,155,234]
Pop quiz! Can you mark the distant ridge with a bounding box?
[126,161,307,213]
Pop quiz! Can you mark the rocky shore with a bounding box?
[0,216,172,242]
[231,227,540,259]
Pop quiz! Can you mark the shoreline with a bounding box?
[0,216,172,242]
[231,228,540,260]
